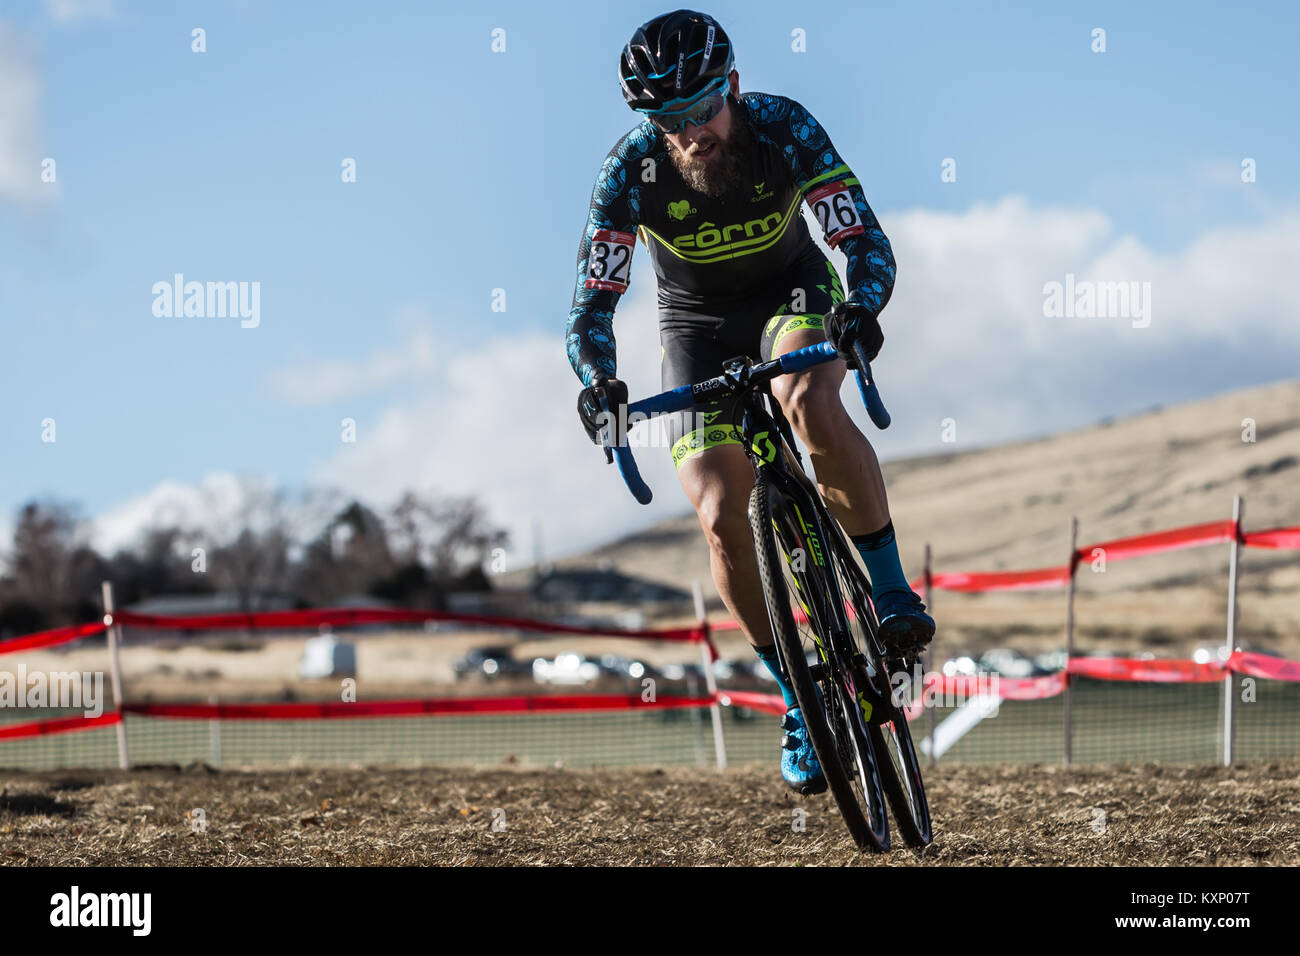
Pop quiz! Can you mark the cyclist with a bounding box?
[568,10,934,795]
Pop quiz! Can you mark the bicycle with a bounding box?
[597,338,933,852]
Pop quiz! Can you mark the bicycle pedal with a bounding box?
[808,661,829,683]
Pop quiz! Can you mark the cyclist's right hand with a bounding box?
[577,376,629,445]
[823,300,884,369]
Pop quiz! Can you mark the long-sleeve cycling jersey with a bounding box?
[566,92,895,386]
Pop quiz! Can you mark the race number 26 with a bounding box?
[807,182,865,249]
[585,229,636,293]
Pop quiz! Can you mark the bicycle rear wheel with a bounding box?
[827,527,934,848]
[748,477,890,852]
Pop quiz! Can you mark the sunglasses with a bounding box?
[642,77,729,135]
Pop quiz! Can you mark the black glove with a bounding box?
[577,377,629,445]
[823,300,884,369]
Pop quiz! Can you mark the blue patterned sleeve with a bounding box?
[746,94,896,320]
[566,125,655,386]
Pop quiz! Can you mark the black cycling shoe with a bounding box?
[875,587,936,659]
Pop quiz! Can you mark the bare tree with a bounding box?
[385,491,508,586]
[5,501,86,625]
[294,500,396,606]
[197,479,296,612]
[0,485,508,622]
[426,495,509,586]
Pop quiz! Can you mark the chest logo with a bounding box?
[668,200,697,221]
[672,213,783,251]
[752,182,775,202]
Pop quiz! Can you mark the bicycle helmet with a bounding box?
[618,10,734,113]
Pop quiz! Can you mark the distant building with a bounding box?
[530,567,689,605]
[122,591,298,644]
[127,592,297,617]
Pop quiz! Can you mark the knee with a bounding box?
[776,373,846,448]
[696,490,752,558]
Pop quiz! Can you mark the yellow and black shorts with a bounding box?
[659,255,845,470]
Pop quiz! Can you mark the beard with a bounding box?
[667,101,754,199]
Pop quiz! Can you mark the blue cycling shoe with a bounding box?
[874,587,936,658]
[780,707,827,795]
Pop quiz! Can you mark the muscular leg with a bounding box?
[767,326,934,652]
[676,443,774,650]
[768,328,888,536]
[676,420,830,791]
[673,330,896,645]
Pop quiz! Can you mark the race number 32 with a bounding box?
[807,182,864,249]
[585,229,636,293]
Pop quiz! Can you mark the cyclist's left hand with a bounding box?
[823,301,884,369]
[577,376,629,445]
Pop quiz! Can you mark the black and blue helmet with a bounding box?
[619,10,734,113]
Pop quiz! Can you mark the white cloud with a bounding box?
[44,0,115,23]
[87,197,1300,568]
[90,473,267,554]
[867,198,1300,455]
[265,321,440,406]
[311,276,681,566]
[308,198,1300,566]
[90,471,372,567]
[0,23,46,206]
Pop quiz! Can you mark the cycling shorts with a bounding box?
[659,254,845,470]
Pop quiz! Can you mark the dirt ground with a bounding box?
[2,761,1296,866]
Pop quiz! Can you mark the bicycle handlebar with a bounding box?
[600,340,890,504]
[851,339,891,429]
[605,439,654,504]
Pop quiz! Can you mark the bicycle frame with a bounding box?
[747,391,889,722]
[600,340,894,710]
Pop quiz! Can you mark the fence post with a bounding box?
[1062,516,1078,766]
[1223,494,1243,767]
[693,580,727,770]
[100,581,131,770]
[209,694,222,767]
[923,542,936,769]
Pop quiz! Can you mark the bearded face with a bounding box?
[666,96,754,199]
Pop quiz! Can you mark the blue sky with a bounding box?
[2,0,1298,560]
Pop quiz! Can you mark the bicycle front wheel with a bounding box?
[748,476,890,852]
[827,526,934,849]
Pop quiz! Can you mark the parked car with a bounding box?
[655,660,739,685]
[941,655,980,677]
[1033,649,1068,672]
[657,662,699,683]
[453,646,530,682]
[532,652,602,686]
[977,648,1053,678]
[594,653,659,682]
[1192,644,1231,664]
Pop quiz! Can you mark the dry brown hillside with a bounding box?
[520,379,1300,660]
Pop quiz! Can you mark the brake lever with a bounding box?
[852,340,891,429]
[598,393,652,504]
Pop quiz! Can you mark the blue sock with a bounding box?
[753,644,798,710]
[852,521,911,595]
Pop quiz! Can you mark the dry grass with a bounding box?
[2,761,1297,866]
